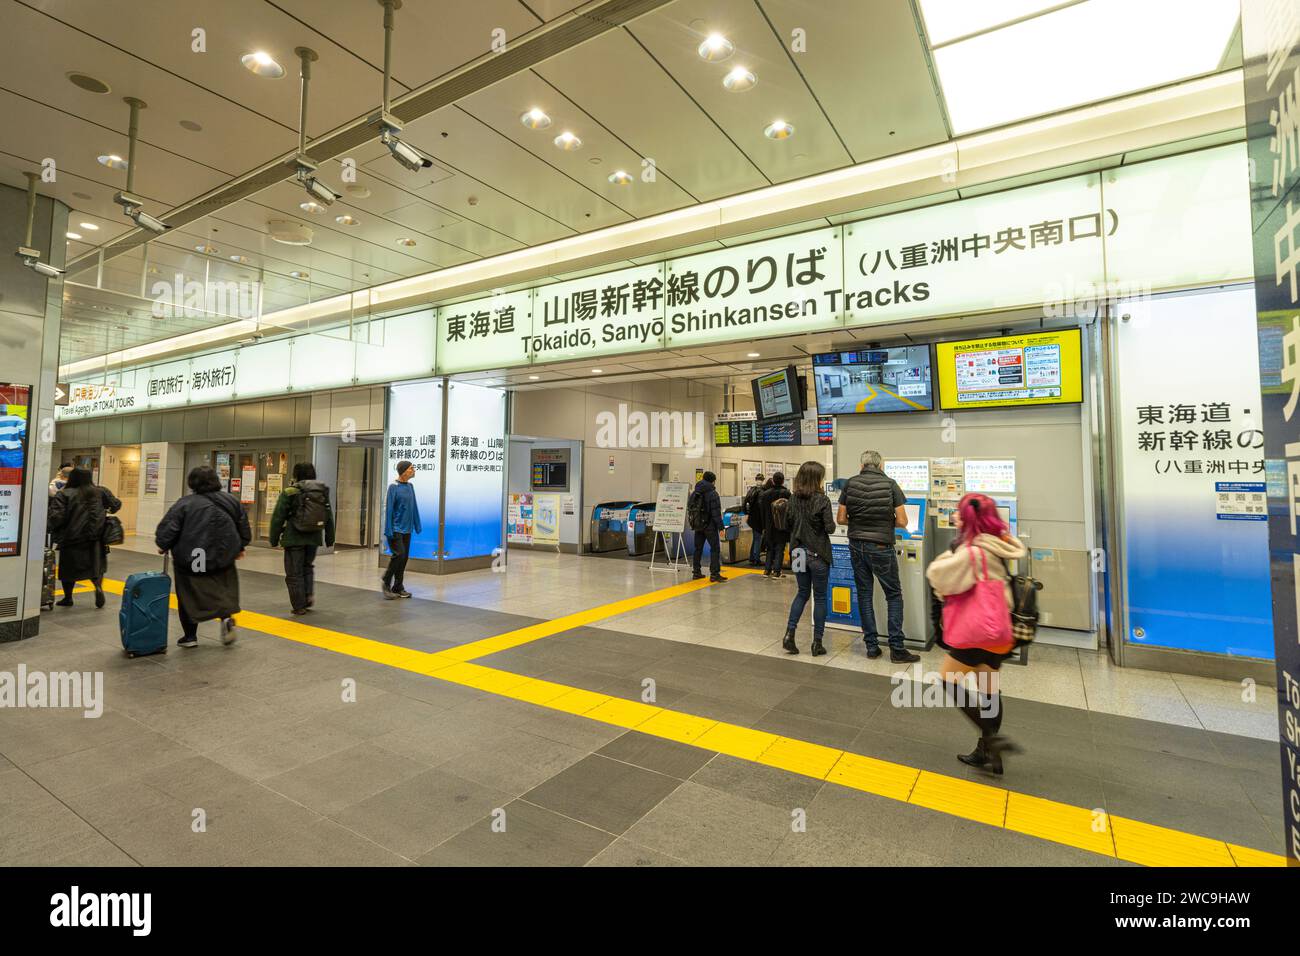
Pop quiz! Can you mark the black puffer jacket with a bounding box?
[48,486,121,546]
[155,490,251,574]
[840,467,902,544]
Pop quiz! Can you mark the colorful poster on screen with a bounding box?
[936,329,1083,409]
[0,384,30,557]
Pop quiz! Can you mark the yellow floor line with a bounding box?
[96,574,1288,867]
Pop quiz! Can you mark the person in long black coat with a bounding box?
[155,465,251,648]
[47,467,121,608]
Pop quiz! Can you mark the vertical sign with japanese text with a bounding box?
[442,381,505,560]
[384,380,444,562]
[1242,0,1300,864]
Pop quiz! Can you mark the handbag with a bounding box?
[1001,556,1044,645]
[102,514,125,546]
[941,546,1013,649]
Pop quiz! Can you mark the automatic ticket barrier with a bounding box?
[679,509,752,566]
[590,500,638,553]
[826,497,933,650]
[625,502,657,556]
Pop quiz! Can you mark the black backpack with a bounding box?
[1002,556,1044,644]
[687,490,709,532]
[770,496,790,532]
[290,481,330,533]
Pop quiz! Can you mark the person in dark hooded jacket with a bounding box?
[47,467,120,608]
[155,465,250,648]
[690,471,727,583]
[269,462,336,615]
[759,472,792,578]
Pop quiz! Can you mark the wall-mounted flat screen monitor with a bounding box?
[935,328,1083,410]
[750,366,803,422]
[812,346,933,414]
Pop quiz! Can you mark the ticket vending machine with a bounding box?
[625,502,658,556]
[590,501,638,553]
[826,497,933,649]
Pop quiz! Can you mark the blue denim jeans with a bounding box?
[787,550,830,638]
[765,532,788,574]
[849,539,905,650]
[748,525,763,563]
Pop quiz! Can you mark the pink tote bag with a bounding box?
[941,547,1013,649]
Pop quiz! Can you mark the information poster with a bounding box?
[884,458,930,493]
[384,380,444,561]
[1214,481,1267,520]
[215,452,232,493]
[742,460,763,485]
[964,459,1017,495]
[935,328,1083,409]
[239,467,257,504]
[930,457,964,529]
[266,473,283,513]
[0,383,30,557]
[144,453,160,495]
[532,494,561,546]
[765,461,783,480]
[442,382,506,560]
[653,481,691,534]
[508,493,534,543]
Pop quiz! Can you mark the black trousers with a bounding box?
[692,528,721,576]
[383,532,411,591]
[284,545,318,611]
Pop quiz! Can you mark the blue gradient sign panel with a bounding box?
[442,381,505,560]
[384,380,443,561]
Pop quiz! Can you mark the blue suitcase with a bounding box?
[120,556,171,658]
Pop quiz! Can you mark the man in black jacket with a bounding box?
[690,471,726,583]
[837,450,919,663]
[742,473,765,565]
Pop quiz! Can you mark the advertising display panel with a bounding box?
[935,328,1083,409]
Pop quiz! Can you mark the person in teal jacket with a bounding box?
[269,462,335,615]
[381,459,420,599]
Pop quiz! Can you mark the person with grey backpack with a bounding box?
[269,462,335,615]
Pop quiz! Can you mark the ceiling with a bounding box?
[0,0,1242,367]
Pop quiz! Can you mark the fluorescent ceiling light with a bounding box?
[66,232,82,240]
[919,0,1068,45]
[79,222,99,231]
[933,0,1240,134]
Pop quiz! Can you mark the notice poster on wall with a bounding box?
[884,459,930,493]
[384,380,445,561]
[239,467,257,504]
[742,460,763,485]
[1116,288,1271,658]
[442,382,506,560]
[0,383,30,557]
[144,453,160,495]
[654,481,691,534]
[215,452,231,493]
[964,459,1017,495]
[508,493,533,544]
[266,473,283,513]
[533,494,561,546]
[935,328,1083,409]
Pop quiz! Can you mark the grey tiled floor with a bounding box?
[0,546,1284,866]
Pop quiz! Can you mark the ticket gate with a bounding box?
[719,508,754,565]
[626,502,657,556]
[589,500,638,553]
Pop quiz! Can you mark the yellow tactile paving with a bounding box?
[910,771,1009,828]
[1110,816,1238,867]
[96,573,1290,867]
[1005,791,1115,857]
[826,751,920,802]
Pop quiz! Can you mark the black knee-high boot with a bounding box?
[56,581,74,606]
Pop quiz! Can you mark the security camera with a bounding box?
[113,191,170,233]
[375,113,432,172]
[15,247,64,279]
[290,156,339,206]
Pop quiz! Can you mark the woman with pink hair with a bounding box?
[925,493,1028,774]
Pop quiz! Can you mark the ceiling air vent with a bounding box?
[267,220,313,246]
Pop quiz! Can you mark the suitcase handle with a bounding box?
[162,552,170,577]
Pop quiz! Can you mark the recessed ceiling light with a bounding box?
[588,157,603,166]
[528,375,540,380]
[747,352,761,358]
[697,33,734,62]
[553,131,582,151]
[520,107,551,129]
[396,237,417,247]
[608,170,633,185]
[78,222,99,231]
[335,214,358,226]
[764,119,795,140]
[229,255,249,264]
[179,119,202,132]
[241,50,285,78]
[591,368,603,374]
[268,220,313,245]
[66,232,82,240]
[67,72,110,94]
[194,244,218,255]
[299,201,326,214]
[483,380,496,385]
[345,184,371,199]
[97,154,127,170]
[290,270,310,279]
[722,66,757,92]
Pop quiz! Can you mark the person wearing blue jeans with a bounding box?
[782,461,835,657]
[849,540,907,655]
[382,459,421,598]
[742,476,765,565]
[838,450,920,664]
